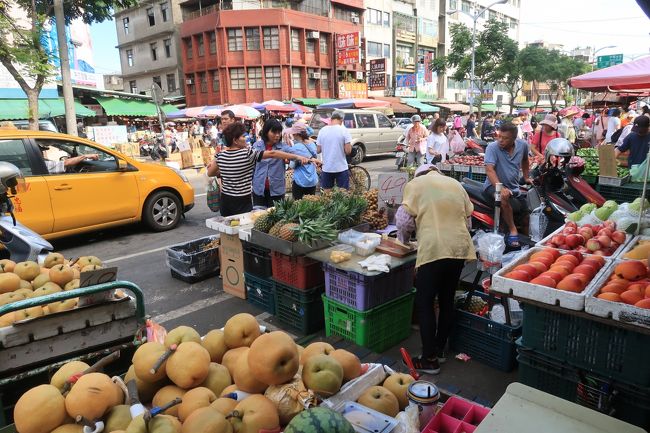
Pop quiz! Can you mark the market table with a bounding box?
[306,244,416,277]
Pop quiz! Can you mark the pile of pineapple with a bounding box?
[253,189,368,245]
[361,189,389,230]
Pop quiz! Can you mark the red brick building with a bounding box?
[179,1,364,107]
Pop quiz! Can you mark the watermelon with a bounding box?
[284,407,355,433]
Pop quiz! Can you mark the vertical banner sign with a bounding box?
[369,58,386,73]
[424,52,433,83]
[336,32,360,66]
[368,74,386,90]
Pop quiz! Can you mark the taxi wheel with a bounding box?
[144,191,181,232]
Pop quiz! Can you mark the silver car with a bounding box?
[309,109,405,164]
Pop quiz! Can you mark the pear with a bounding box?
[200,363,232,397]
[105,405,132,432]
[182,407,232,433]
[132,342,168,383]
[201,329,228,363]
[44,252,65,268]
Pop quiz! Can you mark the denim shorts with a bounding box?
[321,170,350,189]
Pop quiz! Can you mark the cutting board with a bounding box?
[376,238,416,258]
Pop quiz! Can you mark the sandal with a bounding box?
[506,234,520,248]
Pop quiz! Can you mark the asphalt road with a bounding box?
[51,154,399,336]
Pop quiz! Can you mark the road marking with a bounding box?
[104,246,169,264]
[152,291,232,324]
[195,193,207,197]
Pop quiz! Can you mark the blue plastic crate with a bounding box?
[244,272,275,314]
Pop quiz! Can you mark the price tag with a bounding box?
[377,173,409,211]
[77,266,118,307]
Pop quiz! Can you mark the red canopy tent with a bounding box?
[570,56,650,92]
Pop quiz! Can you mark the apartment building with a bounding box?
[114,1,185,97]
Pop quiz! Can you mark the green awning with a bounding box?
[161,104,179,114]
[401,98,440,112]
[295,98,336,107]
[516,102,535,108]
[479,104,498,112]
[96,97,178,117]
[0,98,95,120]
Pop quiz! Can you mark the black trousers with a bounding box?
[220,193,252,217]
[253,190,284,208]
[415,258,466,359]
[292,181,317,200]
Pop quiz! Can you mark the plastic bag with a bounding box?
[578,211,603,227]
[449,131,466,154]
[264,374,316,425]
[473,231,505,272]
[528,204,548,242]
[395,404,420,433]
[630,160,650,182]
[206,175,221,213]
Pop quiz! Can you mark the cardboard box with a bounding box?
[598,144,618,177]
[201,147,213,166]
[180,150,197,169]
[220,233,246,299]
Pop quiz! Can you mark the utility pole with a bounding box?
[414,7,418,98]
[53,0,77,136]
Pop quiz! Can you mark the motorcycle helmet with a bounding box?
[544,138,574,166]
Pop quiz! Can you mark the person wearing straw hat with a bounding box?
[531,114,561,158]
[559,107,579,145]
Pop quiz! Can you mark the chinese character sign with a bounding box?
[338,82,368,99]
[370,59,386,73]
[337,48,360,65]
[396,74,416,88]
[368,74,386,90]
[337,32,360,50]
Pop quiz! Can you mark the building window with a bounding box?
[367,41,382,57]
[245,28,259,50]
[187,75,195,94]
[160,2,169,22]
[146,7,155,26]
[396,44,414,67]
[199,72,207,93]
[208,31,216,54]
[320,35,328,53]
[306,39,315,53]
[265,66,280,88]
[197,34,204,56]
[461,1,470,13]
[291,29,300,51]
[333,6,356,22]
[126,49,134,67]
[383,12,390,27]
[450,0,457,10]
[230,68,245,90]
[185,38,193,59]
[211,71,220,92]
[248,67,262,89]
[510,18,517,29]
[153,75,162,89]
[167,73,176,92]
[292,68,301,88]
[384,44,391,58]
[150,42,158,61]
[129,80,137,93]
[321,69,329,90]
[366,8,381,25]
[263,27,279,49]
[227,29,243,51]
[164,38,172,57]
[307,68,317,90]
[122,17,129,34]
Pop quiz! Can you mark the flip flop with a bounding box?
[506,234,520,248]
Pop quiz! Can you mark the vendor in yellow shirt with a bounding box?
[396,164,476,374]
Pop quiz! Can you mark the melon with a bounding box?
[283,407,355,433]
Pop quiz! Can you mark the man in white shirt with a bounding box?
[316,111,352,191]
[605,108,621,143]
[40,144,98,174]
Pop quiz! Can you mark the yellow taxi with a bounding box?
[0,129,195,239]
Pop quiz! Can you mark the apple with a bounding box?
[578,227,593,240]
[586,238,601,252]
[597,236,612,248]
[603,220,616,230]
[611,231,626,245]
[301,354,344,396]
[598,228,613,238]
[565,221,578,230]
[551,234,566,246]
[566,234,585,248]
[562,226,577,235]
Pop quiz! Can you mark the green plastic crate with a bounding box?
[274,280,324,334]
[323,289,415,353]
[244,272,275,314]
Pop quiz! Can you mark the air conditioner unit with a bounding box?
[351,16,359,24]
[306,31,320,39]
[186,78,194,85]
[308,72,321,79]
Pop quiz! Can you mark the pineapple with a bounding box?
[253,209,278,233]
[268,221,285,237]
[278,222,299,242]
[296,217,338,245]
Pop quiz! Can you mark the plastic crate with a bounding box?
[271,252,324,290]
[243,242,273,278]
[449,291,522,372]
[166,235,220,283]
[274,280,325,334]
[323,262,414,311]
[244,272,275,314]
[597,184,643,203]
[323,289,415,353]
[518,346,650,429]
[520,303,650,386]
[421,397,490,433]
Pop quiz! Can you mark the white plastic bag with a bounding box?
[529,204,548,242]
[473,231,505,272]
[578,211,603,227]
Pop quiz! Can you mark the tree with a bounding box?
[430,19,518,117]
[519,45,548,112]
[0,0,136,130]
[498,47,523,115]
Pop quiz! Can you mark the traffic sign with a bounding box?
[597,54,623,69]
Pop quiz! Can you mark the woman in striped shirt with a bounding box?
[207,122,315,216]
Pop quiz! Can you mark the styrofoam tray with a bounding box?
[205,212,254,235]
[584,258,650,329]
[617,235,650,260]
[535,225,632,259]
[321,363,387,410]
[337,401,399,433]
[491,247,614,311]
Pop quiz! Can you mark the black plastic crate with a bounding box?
[243,242,273,278]
[450,291,522,372]
[245,272,275,314]
[166,235,220,283]
[274,280,325,335]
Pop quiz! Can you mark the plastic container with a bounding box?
[354,237,381,256]
[323,261,415,311]
[165,235,220,283]
[244,272,275,314]
[338,229,367,245]
[242,242,273,278]
[274,280,325,334]
[421,397,490,433]
[271,252,324,290]
[450,291,522,372]
[323,289,415,353]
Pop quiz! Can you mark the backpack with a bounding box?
[610,127,624,144]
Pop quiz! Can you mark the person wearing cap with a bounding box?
[395,164,475,374]
[285,123,320,199]
[316,110,352,191]
[405,115,429,166]
[616,116,650,168]
[559,109,578,144]
[530,114,561,158]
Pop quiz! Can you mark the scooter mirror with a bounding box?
[0,162,25,195]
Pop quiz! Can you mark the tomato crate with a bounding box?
[520,302,650,387]
[244,272,275,314]
[323,289,415,353]
[242,242,273,278]
[271,251,324,290]
[518,345,650,430]
[274,280,325,334]
[323,262,414,311]
[449,291,522,372]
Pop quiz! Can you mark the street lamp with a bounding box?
[448,0,508,115]
[592,45,617,71]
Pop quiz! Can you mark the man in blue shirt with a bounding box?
[483,123,532,247]
[616,115,650,167]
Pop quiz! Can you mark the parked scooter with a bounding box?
[395,138,407,170]
[139,139,153,157]
[150,136,168,161]
[0,162,53,261]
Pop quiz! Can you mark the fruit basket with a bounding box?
[491,247,613,311]
[165,235,220,283]
[584,259,650,330]
[536,221,631,258]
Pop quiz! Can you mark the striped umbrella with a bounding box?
[184,106,207,118]
[210,105,262,119]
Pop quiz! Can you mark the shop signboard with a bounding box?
[377,173,409,211]
[424,52,434,83]
[482,87,494,100]
[336,32,360,50]
[336,32,360,66]
[368,74,386,90]
[395,87,416,97]
[396,74,416,88]
[370,58,386,74]
[87,125,128,147]
[338,82,368,99]
[337,48,360,65]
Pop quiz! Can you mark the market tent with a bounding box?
[402,99,440,113]
[293,98,336,107]
[0,98,95,120]
[167,109,188,119]
[96,97,178,117]
[429,102,471,113]
[570,56,650,92]
[368,97,415,114]
[317,98,391,109]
